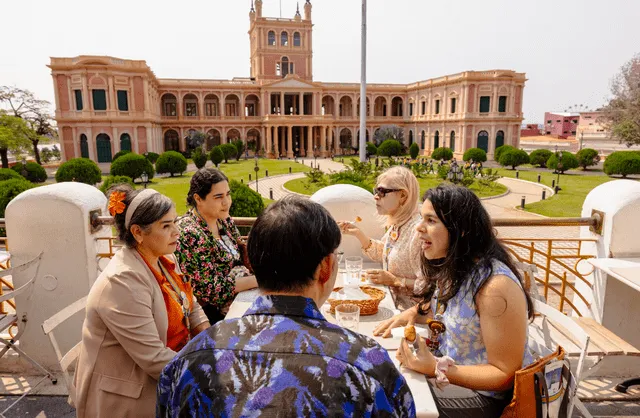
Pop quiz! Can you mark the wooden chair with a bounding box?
[41,295,88,406]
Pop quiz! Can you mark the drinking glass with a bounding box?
[335,303,360,332]
[345,256,363,286]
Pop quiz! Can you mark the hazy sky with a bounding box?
[2,0,637,123]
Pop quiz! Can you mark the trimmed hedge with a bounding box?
[192,147,208,169]
[210,146,224,167]
[12,162,47,183]
[229,180,265,217]
[110,153,155,181]
[220,143,238,163]
[233,140,245,161]
[377,140,403,157]
[100,175,135,194]
[603,151,640,178]
[0,168,23,182]
[409,142,420,159]
[463,148,487,163]
[366,142,378,157]
[156,151,188,177]
[529,149,553,167]
[547,151,579,173]
[112,150,131,162]
[431,147,454,161]
[575,148,601,170]
[493,145,514,162]
[144,152,160,164]
[499,149,530,169]
[0,179,34,217]
[55,158,102,185]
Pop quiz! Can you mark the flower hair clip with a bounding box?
[108,191,127,216]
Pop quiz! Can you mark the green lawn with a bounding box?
[284,175,507,199]
[146,160,306,214]
[496,168,625,217]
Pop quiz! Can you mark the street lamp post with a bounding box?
[254,155,260,193]
[314,145,318,168]
[554,145,562,193]
[141,171,149,189]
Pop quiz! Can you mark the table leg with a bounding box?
[615,378,640,393]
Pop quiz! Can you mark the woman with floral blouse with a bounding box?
[175,168,258,324]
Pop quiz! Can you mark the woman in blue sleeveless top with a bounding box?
[374,184,535,418]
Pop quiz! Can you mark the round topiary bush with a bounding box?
[409,142,420,159]
[377,140,403,157]
[100,175,135,194]
[576,148,601,170]
[366,142,378,158]
[0,168,23,182]
[463,147,488,163]
[192,147,208,169]
[431,147,454,161]
[493,145,514,162]
[0,178,34,217]
[210,146,224,167]
[110,153,155,181]
[529,149,553,167]
[55,158,102,185]
[603,151,640,178]
[156,151,188,177]
[219,143,238,163]
[499,149,530,169]
[144,152,160,164]
[229,180,265,217]
[547,151,579,174]
[11,162,47,183]
[112,150,131,163]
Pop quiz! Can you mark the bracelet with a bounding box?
[434,356,455,389]
[362,239,373,251]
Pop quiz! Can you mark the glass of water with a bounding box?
[335,303,360,332]
[345,256,363,286]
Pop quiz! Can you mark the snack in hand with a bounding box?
[404,325,417,343]
[355,216,362,222]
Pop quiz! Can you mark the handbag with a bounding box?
[236,236,254,274]
[501,345,575,418]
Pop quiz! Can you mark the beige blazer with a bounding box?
[73,247,208,418]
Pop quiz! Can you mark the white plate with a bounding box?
[390,326,430,340]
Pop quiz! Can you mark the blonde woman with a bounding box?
[338,166,425,309]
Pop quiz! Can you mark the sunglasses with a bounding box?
[373,187,401,198]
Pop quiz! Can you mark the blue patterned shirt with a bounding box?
[157,295,416,417]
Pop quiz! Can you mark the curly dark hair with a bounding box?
[187,168,229,208]
[418,184,533,320]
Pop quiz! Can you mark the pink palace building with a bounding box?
[49,0,526,163]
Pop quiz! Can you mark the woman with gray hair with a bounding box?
[73,185,209,418]
[338,165,426,309]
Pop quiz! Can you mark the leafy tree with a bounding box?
[546,151,579,173]
[210,146,224,167]
[575,148,601,170]
[110,153,155,180]
[373,125,404,146]
[598,54,640,146]
[55,158,102,184]
[40,147,53,163]
[499,149,530,170]
[377,140,403,157]
[463,148,488,163]
[529,149,553,167]
[192,147,208,169]
[431,147,454,161]
[51,145,61,160]
[12,161,47,183]
[156,151,188,177]
[0,178,34,217]
[493,145,514,162]
[233,139,246,161]
[0,113,32,168]
[409,142,420,159]
[603,151,640,178]
[220,143,238,163]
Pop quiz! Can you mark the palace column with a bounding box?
[266,126,272,156]
[299,92,304,115]
[306,126,313,157]
[280,92,285,114]
[321,125,327,157]
[287,125,293,158]
[332,128,339,155]
[274,126,280,157]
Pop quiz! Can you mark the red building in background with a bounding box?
[544,112,579,139]
[521,124,541,137]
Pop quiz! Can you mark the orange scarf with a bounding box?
[140,254,193,351]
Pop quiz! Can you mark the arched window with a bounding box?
[268,31,276,46]
[477,130,489,152]
[421,131,426,149]
[434,131,440,149]
[282,57,290,77]
[293,32,301,47]
[80,134,89,158]
[408,130,414,145]
[281,31,289,46]
[120,133,132,152]
[450,131,456,151]
[496,130,505,149]
[96,133,112,163]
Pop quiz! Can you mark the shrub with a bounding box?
[603,151,640,178]
[377,140,403,157]
[499,149,530,170]
[112,150,131,162]
[156,151,188,177]
[576,148,601,170]
[192,147,208,169]
[229,179,265,217]
[0,168,23,182]
[210,146,224,167]
[547,151,579,174]
[144,152,160,164]
[409,142,420,159]
[219,143,238,163]
[11,162,47,183]
[100,175,135,194]
[233,140,245,161]
[493,145,514,162]
[55,158,102,185]
[529,149,553,167]
[110,153,155,181]
[0,179,34,217]
[463,148,488,163]
[431,147,454,161]
[366,142,378,158]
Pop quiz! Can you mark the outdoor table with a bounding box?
[225,267,439,417]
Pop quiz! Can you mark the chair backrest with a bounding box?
[41,296,88,405]
[0,252,44,305]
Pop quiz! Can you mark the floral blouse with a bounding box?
[175,209,250,310]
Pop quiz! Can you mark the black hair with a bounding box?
[247,195,341,292]
[107,184,174,247]
[418,184,534,320]
[186,168,229,207]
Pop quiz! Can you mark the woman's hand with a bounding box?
[337,221,370,248]
[366,269,400,287]
[396,335,436,377]
[373,305,419,338]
